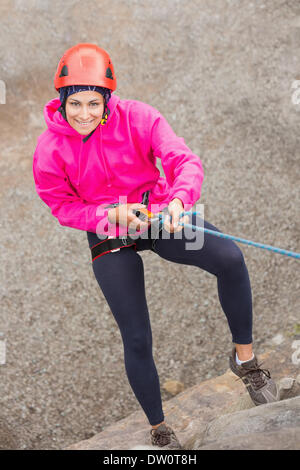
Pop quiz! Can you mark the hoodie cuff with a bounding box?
[94,205,114,237]
[169,191,194,212]
[94,204,128,238]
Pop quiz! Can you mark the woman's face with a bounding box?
[65,90,105,135]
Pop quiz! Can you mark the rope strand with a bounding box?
[156,211,300,260]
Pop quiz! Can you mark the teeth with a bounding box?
[77,120,93,125]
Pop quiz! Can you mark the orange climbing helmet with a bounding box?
[54,43,117,92]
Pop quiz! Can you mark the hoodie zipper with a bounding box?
[99,125,112,187]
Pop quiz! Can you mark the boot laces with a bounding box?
[236,361,271,389]
[151,426,171,446]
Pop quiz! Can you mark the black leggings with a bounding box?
[86,214,253,426]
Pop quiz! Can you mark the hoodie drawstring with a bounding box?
[99,126,112,188]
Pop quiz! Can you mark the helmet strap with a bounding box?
[100,103,110,125]
[57,103,67,121]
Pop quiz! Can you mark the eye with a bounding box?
[70,102,99,106]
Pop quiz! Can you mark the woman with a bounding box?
[33,43,279,449]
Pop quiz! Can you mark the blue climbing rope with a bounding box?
[156,211,300,260]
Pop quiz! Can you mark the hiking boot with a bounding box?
[229,347,280,406]
[150,423,183,449]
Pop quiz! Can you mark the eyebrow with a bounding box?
[69,99,101,103]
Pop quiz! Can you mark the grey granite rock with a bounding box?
[196,396,300,450]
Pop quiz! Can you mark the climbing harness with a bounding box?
[90,190,151,262]
[90,235,137,261]
[90,205,300,262]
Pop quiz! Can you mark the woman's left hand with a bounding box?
[164,198,190,233]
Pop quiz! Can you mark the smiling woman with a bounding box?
[33,43,279,450]
[65,91,105,135]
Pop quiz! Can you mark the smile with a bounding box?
[76,119,94,126]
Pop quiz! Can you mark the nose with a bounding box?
[79,106,90,120]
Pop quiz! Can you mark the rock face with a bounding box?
[195,396,300,450]
[197,426,300,450]
[278,376,300,400]
[65,338,300,450]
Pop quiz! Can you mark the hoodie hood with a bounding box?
[43,94,121,137]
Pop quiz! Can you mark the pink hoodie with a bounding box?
[33,94,204,237]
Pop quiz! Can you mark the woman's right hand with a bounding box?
[108,203,151,232]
